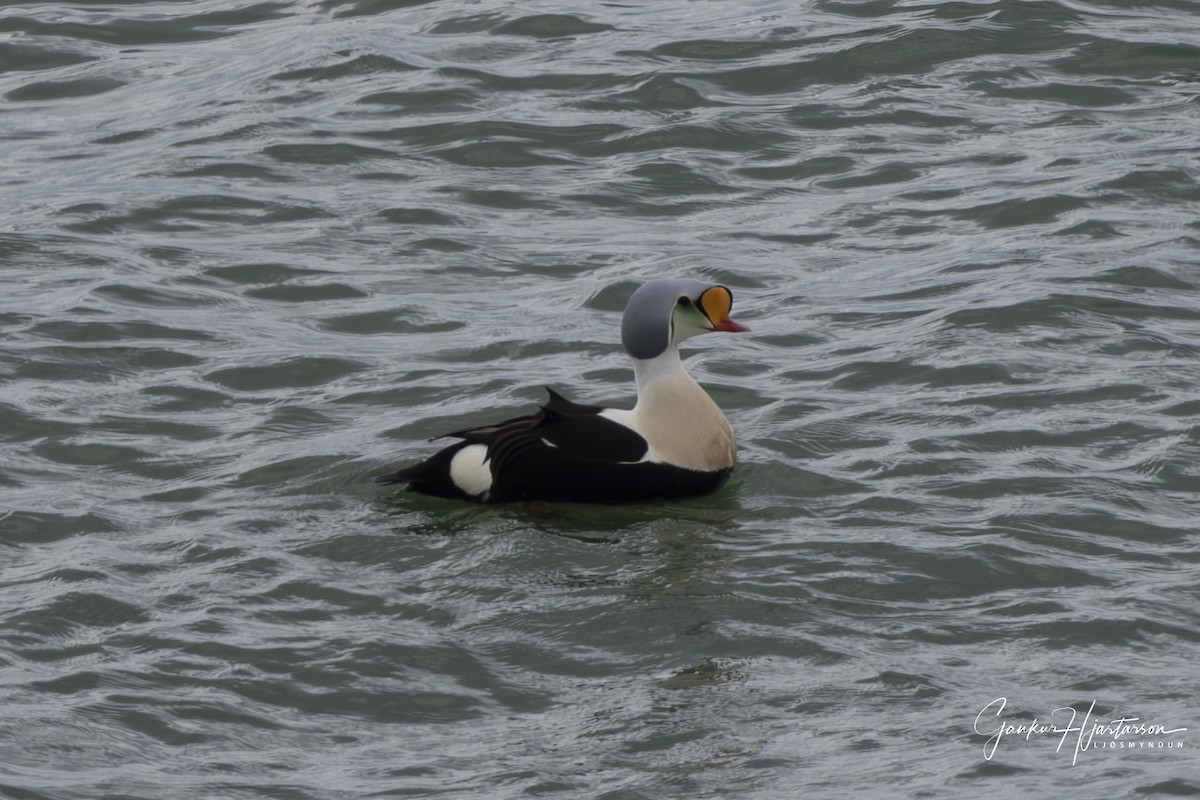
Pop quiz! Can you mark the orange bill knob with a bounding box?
[699,286,750,332]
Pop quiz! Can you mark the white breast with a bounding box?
[634,371,736,471]
[602,362,736,472]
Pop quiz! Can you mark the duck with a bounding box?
[375,277,749,504]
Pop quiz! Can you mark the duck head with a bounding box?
[621,278,749,360]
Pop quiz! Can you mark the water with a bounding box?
[2,0,1198,797]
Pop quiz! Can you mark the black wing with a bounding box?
[376,387,643,498]
[485,388,728,503]
[488,443,731,503]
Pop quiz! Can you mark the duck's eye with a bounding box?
[677,296,693,307]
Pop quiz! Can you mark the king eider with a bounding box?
[375,277,749,504]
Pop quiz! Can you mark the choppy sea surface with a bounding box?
[2,1,1198,797]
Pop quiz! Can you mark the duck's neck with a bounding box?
[631,345,689,395]
[628,347,736,471]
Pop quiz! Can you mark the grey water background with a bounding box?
[1,0,1198,796]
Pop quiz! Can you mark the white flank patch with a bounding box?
[449,444,492,497]
[598,407,637,430]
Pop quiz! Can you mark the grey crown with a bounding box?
[621,277,710,360]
